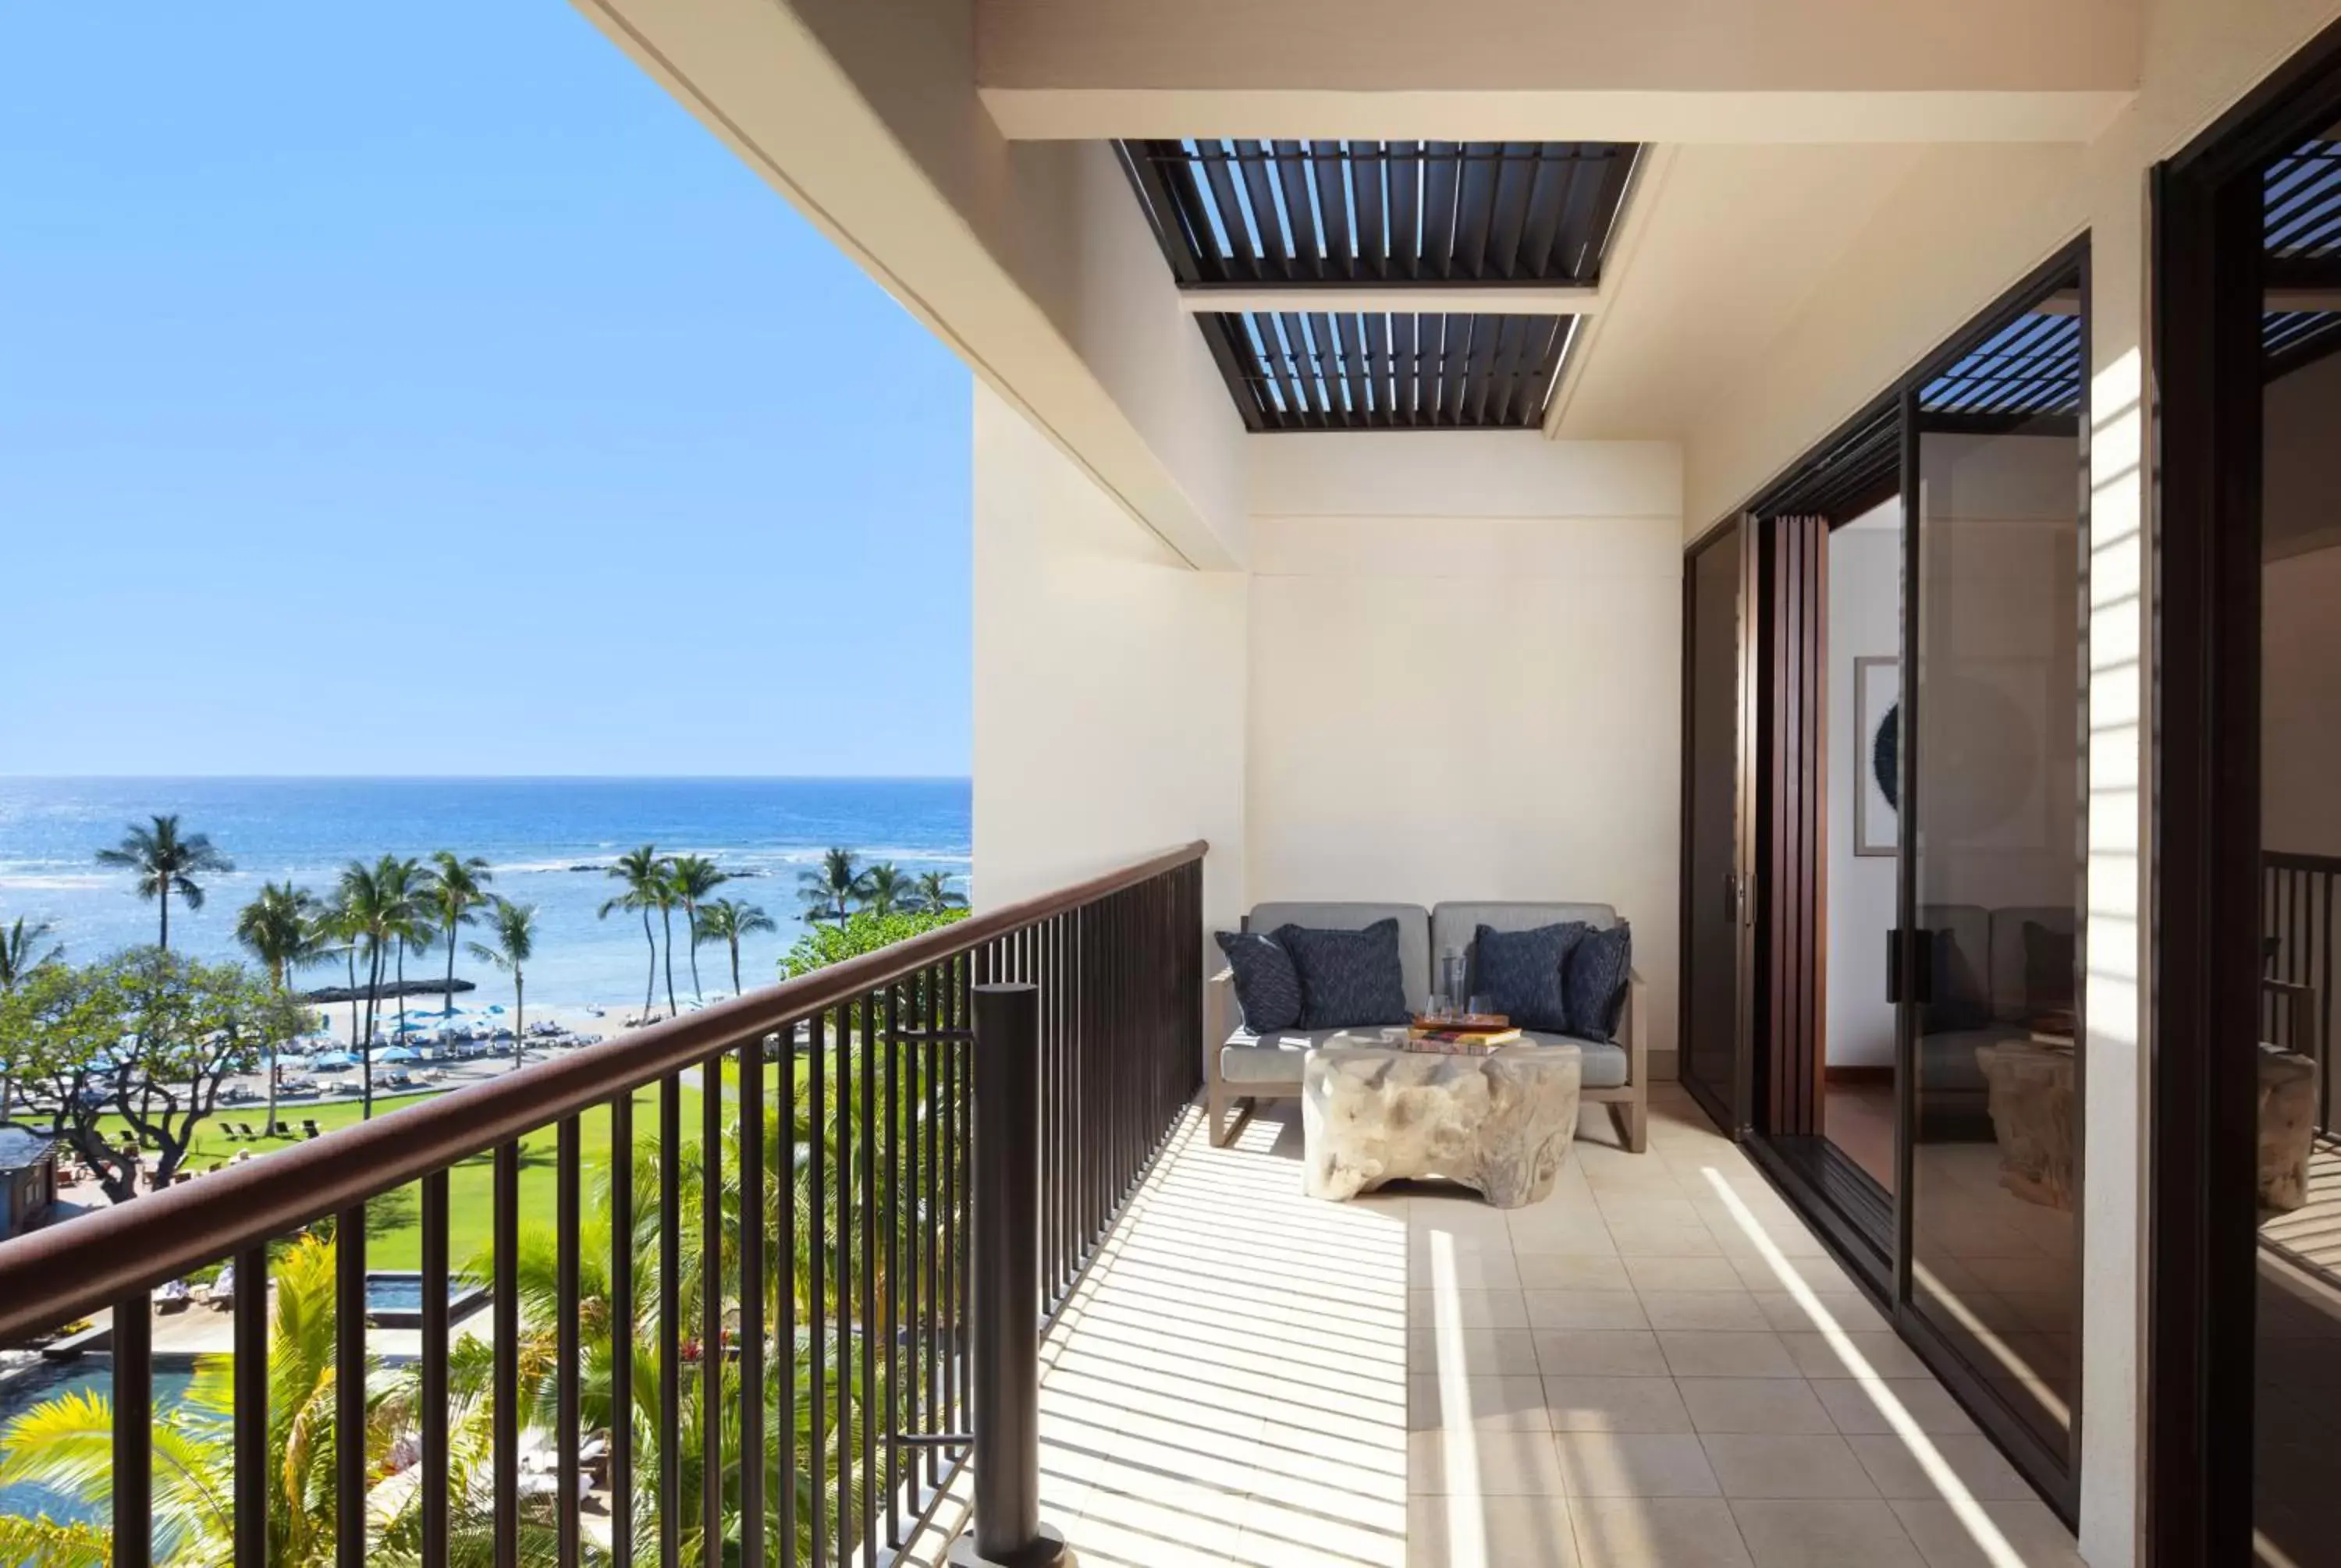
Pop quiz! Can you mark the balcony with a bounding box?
[0,843,2083,1567]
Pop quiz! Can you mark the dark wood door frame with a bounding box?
[2151,20,2341,1563]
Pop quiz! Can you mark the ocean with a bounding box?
[0,778,972,1013]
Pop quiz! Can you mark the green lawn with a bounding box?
[99,1082,707,1271]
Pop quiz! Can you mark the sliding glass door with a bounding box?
[1680,520,1751,1131]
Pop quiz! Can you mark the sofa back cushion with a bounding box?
[1918,903,1992,1033]
[1248,902,1431,1012]
[1433,902,1618,988]
[1276,920,1413,1029]
[1472,923,1585,1031]
[1990,906,2077,1022]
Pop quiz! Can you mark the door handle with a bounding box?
[1888,929,1937,1006]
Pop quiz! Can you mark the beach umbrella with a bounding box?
[312,1051,359,1070]
[377,1045,420,1063]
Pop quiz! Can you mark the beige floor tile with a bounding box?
[1611,1221,1727,1258]
[1750,1291,1890,1335]
[1542,1375,1697,1433]
[1657,1330,1799,1378]
[1638,1290,1771,1331]
[1845,1434,2037,1502]
[1410,1287,1530,1330]
[1509,1212,1626,1254]
[1888,1499,2083,1567]
[1409,1373,1552,1431]
[1409,1424,1570,1495]
[1423,1250,1524,1290]
[1533,1329,1671,1377]
[1782,1330,1934,1379]
[1700,1434,1881,1499]
[1553,1431,1723,1497]
[1568,1495,1756,1568]
[1409,1326,1543,1375]
[1595,1194,1705,1229]
[1735,1251,1860,1294]
[1624,1256,1746,1293]
[1728,1499,1926,1567]
[1408,1492,1579,1568]
[1516,1253,1634,1290]
[1526,1290,1652,1329]
[1240,1490,1408,1568]
[1676,1377,1837,1435]
[1814,1378,1981,1435]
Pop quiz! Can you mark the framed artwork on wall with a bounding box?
[1855,655,1899,857]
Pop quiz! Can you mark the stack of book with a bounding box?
[1405,1014,1522,1054]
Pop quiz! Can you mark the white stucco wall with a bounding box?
[1243,435,1686,1068]
[969,382,1246,931]
[1826,510,1900,1069]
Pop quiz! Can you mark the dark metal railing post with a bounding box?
[952,983,1066,1568]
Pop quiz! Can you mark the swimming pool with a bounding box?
[364,1270,489,1329]
[0,1354,204,1533]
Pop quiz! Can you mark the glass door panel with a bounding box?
[1905,378,2085,1468]
[1682,523,1749,1130]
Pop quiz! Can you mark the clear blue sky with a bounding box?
[0,2,972,777]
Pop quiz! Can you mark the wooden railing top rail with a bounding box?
[0,840,1207,1343]
[2266,849,2341,875]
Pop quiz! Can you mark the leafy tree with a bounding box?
[234,881,321,1137]
[0,914,65,1121]
[600,845,670,1023]
[910,870,966,914]
[781,908,970,981]
[467,898,538,1071]
[858,862,915,917]
[421,850,494,1015]
[0,952,302,1200]
[94,814,233,952]
[666,854,730,1005]
[797,847,867,926]
[694,898,776,999]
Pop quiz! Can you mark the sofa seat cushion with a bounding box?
[1217,1027,1628,1090]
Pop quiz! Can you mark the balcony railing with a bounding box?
[0,842,1206,1568]
[2265,849,2339,1137]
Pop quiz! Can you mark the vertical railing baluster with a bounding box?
[421,1174,450,1568]
[337,1201,368,1568]
[809,1010,828,1568]
[493,1145,519,1568]
[940,966,957,1467]
[781,1021,801,1568]
[702,1050,725,1566]
[660,1076,682,1568]
[834,1003,852,1567]
[922,963,941,1491]
[741,1034,768,1568]
[611,1091,636,1568]
[559,1116,582,1568]
[860,981,879,1563]
[233,1242,268,1568]
[113,1290,151,1568]
[884,983,902,1549]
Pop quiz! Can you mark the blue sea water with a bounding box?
[0,778,971,1012]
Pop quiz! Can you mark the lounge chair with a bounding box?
[302,1119,322,1140]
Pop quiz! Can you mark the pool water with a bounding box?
[0,1355,205,1534]
[364,1270,489,1328]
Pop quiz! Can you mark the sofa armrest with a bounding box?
[1624,969,1648,1087]
[1206,967,1238,1091]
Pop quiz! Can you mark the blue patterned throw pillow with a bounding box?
[1473,923,1586,1032]
[1277,919,1412,1029]
[1216,930,1302,1033]
[1564,922,1634,1041]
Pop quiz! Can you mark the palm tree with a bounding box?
[601,845,670,1023]
[0,1234,537,1566]
[859,862,915,916]
[694,898,776,999]
[467,898,538,1072]
[666,854,730,1005]
[94,814,233,951]
[314,894,364,1052]
[911,870,966,914]
[334,857,425,1118]
[234,882,319,1138]
[421,851,494,1016]
[0,915,64,1122]
[798,846,867,925]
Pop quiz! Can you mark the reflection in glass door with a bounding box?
[1902,275,2086,1480]
[1680,522,1750,1132]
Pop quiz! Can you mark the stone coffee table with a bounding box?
[1302,1041,1582,1208]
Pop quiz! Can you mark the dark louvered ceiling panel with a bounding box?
[1918,311,2082,418]
[1120,140,1639,286]
[1205,311,1577,431]
[2264,138,2341,378]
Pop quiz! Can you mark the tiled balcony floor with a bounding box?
[919,1084,2086,1568]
